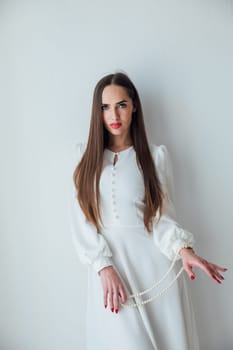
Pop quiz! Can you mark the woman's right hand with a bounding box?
[98,266,128,313]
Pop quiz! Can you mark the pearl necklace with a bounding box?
[120,247,187,308]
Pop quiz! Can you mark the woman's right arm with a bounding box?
[68,142,127,312]
[68,142,113,273]
[68,187,114,273]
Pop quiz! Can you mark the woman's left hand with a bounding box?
[179,247,228,284]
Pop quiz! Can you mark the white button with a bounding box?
[112,181,115,184]
[115,215,119,219]
[113,200,116,205]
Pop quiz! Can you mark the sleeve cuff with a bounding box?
[92,257,114,274]
[171,233,195,261]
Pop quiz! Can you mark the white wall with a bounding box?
[1,1,232,349]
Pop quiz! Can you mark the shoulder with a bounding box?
[149,143,169,171]
[73,141,87,163]
[149,142,175,199]
[149,142,174,187]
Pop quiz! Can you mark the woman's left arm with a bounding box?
[152,144,227,283]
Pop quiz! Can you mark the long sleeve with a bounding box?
[68,142,113,274]
[152,144,195,261]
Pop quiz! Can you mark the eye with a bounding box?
[101,104,108,110]
[119,103,127,108]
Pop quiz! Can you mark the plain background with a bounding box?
[1,1,232,349]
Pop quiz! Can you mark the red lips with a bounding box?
[110,123,122,129]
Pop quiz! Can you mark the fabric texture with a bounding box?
[68,142,200,350]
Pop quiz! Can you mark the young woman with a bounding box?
[69,72,227,349]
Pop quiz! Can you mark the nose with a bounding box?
[111,107,120,121]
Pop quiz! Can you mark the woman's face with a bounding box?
[101,84,135,139]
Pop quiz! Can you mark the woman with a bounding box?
[69,72,227,349]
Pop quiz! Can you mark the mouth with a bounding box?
[110,123,122,129]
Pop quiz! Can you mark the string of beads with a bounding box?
[120,245,189,308]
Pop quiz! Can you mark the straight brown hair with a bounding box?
[73,72,164,233]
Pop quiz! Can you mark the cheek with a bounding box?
[122,110,133,122]
[102,111,111,121]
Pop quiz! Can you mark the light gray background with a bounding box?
[1,1,232,349]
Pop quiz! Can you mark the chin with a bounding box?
[107,128,122,135]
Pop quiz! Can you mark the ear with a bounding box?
[133,104,137,112]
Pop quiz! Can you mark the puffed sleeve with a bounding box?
[152,144,195,261]
[68,142,113,274]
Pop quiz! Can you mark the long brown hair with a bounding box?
[73,72,164,233]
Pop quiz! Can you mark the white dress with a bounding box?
[68,142,200,350]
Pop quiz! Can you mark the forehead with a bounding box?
[102,85,130,103]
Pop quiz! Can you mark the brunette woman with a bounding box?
[69,72,227,350]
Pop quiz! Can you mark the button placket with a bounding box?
[111,154,119,220]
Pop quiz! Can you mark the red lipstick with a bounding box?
[110,123,122,129]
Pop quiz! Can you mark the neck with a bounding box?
[108,136,133,149]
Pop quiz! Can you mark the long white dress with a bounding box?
[68,142,200,350]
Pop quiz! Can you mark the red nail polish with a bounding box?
[115,309,118,314]
[111,308,114,312]
[104,304,107,308]
[191,275,195,280]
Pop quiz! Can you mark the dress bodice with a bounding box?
[100,146,147,228]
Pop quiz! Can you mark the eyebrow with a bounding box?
[101,99,128,106]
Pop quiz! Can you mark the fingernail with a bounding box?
[115,309,118,314]
[111,308,114,312]
[191,275,195,280]
[224,268,228,271]
[104,304,107,308]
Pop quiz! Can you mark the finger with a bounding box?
[184,263,195,280]
[205,262,228,281]
[211,264,228,272]
[209,269,222,284]
[118,286,127,304]
[192,257,226,284]
[103,289,108,309]
[211,273,222,284]
[113,288,119,313]
[198,259,228,273]
[108,286,114,312]
[200,263,222,284]
[206,264,224,283]
[211,268,225,280]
